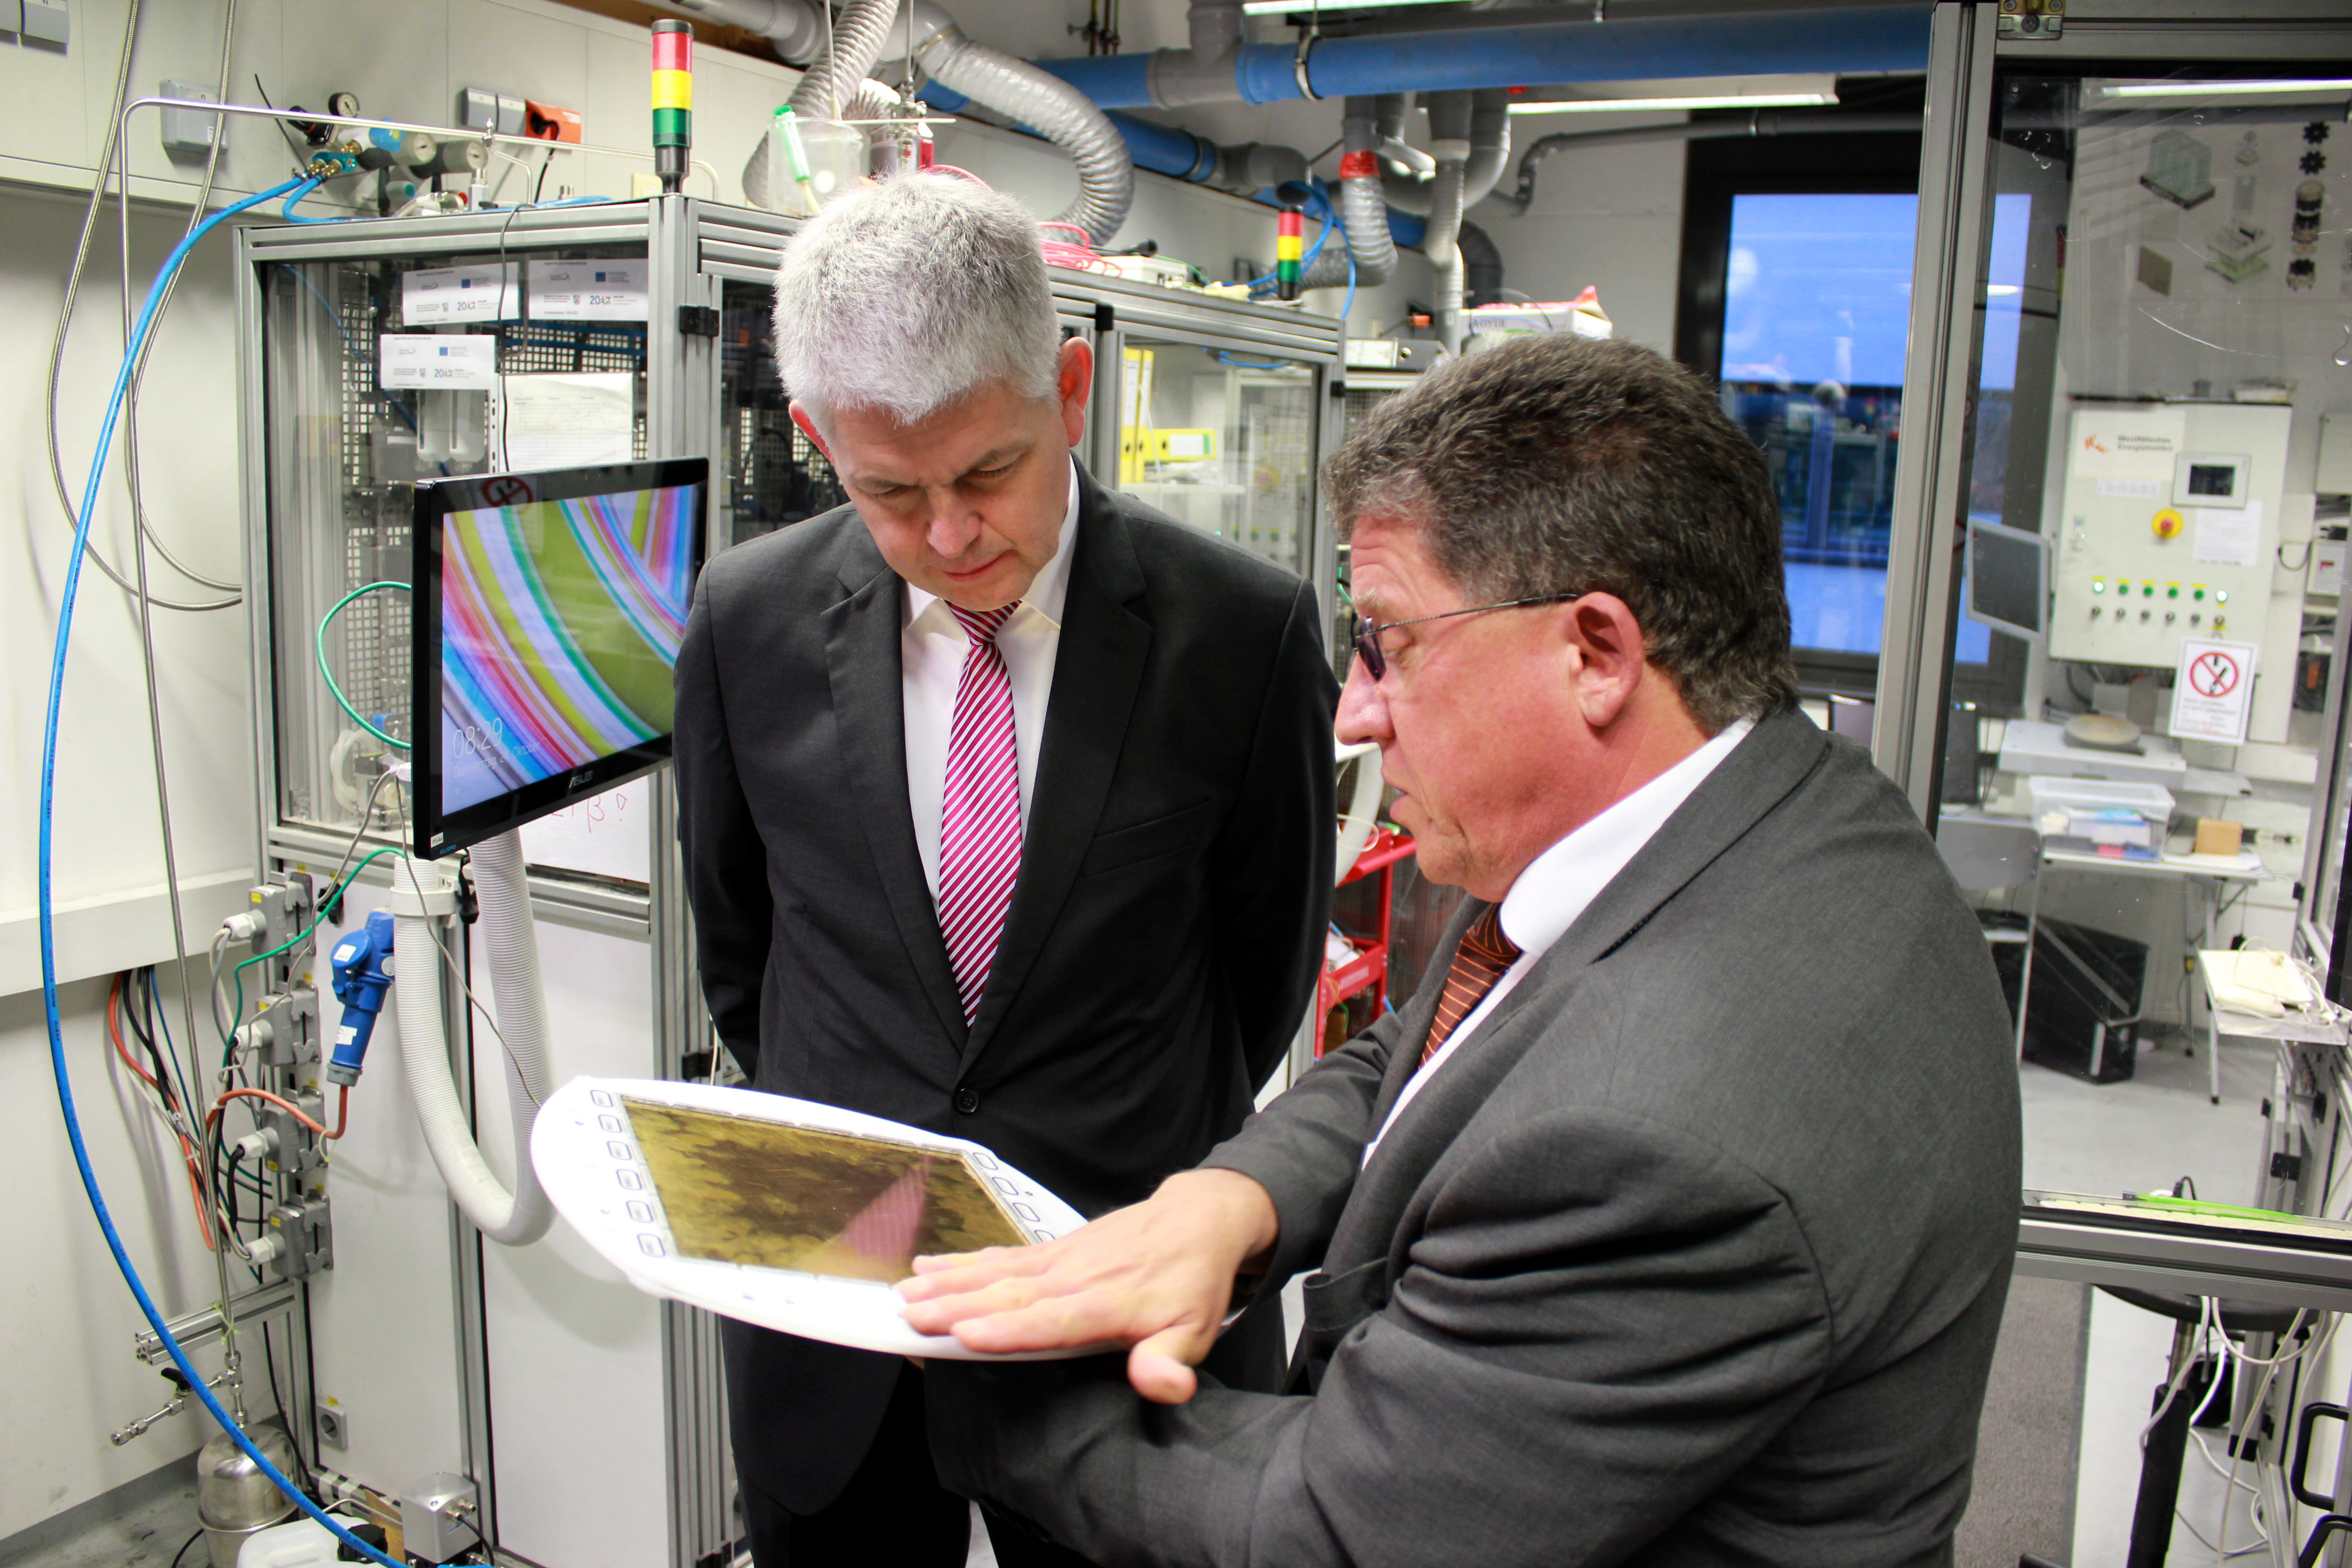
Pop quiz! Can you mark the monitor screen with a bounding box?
[1965,517,2048,643]
[413,458,708,858]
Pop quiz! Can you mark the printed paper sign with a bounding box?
[2070,405,2185,485]
[2171,637,2258,745]
[529,260,649,321]
[2096,477,2165,500]
[499,372,635,470]
[379,333,498,390]
[2193,497,2264,568]
[402,263,519,324]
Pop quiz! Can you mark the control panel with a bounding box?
[2050,401,2289,668]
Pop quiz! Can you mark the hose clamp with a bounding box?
[387,857,459,919]
[1293,36,1320,102]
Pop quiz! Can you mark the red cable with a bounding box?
[110,974,217,1249]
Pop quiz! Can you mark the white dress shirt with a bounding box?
[1364,715,1757,1162]
[902,459,1082,901]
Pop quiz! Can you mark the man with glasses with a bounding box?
[903,334,2024,1567]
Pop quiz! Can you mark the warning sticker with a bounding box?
[2171,637,2257,744]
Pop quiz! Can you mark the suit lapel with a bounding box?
[822,545,968,1054]
[1330,711,1834,1268]
[960,472,1150,1071]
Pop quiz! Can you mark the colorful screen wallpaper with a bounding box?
[440,483,697,816]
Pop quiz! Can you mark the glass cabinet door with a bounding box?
[1903,39,2352,1563]
[1111,337,1320,577]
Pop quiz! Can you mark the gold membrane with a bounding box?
[621,1099,1028,1281]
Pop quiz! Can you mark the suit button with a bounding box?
[954,1087,980,1115]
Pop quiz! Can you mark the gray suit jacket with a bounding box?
[929,710,2023,1568]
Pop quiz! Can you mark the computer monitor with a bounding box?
[1964,517,2050,645]
[412,458,708,858]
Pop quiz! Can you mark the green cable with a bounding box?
[220,845,404,1056]
[315,582,412,750]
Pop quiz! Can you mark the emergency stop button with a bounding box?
[2153,508,2185,540]
[954,1086,981,1115]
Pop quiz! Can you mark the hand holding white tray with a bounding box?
[530,1076,1097,1360]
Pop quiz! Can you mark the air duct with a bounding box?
[1505,109,1923,211]
[659,0,1137,246]
[1033,3,1931,109]
[1295,94,1395,291]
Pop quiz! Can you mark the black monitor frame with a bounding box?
[412,457,709,860]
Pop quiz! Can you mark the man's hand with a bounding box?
[897,1168,1279,1404]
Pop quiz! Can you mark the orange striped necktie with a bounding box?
[1418,904,1523,1069]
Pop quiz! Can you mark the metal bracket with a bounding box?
[263,1089,330,1177]
[251,986,320,1068]
[1995,0,2063,41]
[1293,37,1321,102]
[677,304,720,338]
[266,1198,334,1279]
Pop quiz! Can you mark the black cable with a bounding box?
[171,1527,206,1568]
[532,149,554,206]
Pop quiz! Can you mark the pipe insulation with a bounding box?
[1296,95,1393,291]
[396,833,554,1248]
[1421,127,1468,353]
[1033,3,1931,108]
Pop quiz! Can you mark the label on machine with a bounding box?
[528,260,649,321]
[401,263,520,324]
[2170,637,2258,745]
[379,333,498,390]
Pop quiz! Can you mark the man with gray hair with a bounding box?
[903,335,2022,1567]
[673,172,1335,1565]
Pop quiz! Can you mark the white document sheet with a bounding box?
[499,372,636,470]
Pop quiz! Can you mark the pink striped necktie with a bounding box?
[938,604,1023,1025]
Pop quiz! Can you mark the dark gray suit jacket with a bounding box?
[673,466,1337,1512]
[929,711,2023,1567]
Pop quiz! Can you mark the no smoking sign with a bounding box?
[2172,637,2258,744]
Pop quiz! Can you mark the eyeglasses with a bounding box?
[1348,594,1580,681]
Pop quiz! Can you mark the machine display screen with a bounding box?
[1968,519,2048,641]
[621,1099,1029,1281]
[2186,463,2238,499]
[412,459,707,858]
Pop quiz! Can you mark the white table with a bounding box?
[2015,845,2268,1101]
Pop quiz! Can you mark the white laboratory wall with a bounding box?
[1478,114,1689,355]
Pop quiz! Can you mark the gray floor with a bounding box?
[0,1457,202,1568]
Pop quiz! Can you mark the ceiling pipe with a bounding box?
[1032,1,1931,108]
[1506,108,1923,211]
[1384,88,1510,216]
[1295,95,1396,291]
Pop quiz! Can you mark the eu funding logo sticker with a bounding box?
[529,260,649,322]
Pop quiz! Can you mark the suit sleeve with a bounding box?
[928,1105,1835,1568]
[672,574,772,1076]
[1210,578,1338,1091]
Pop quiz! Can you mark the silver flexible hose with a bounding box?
[740,0,900,207]
[1297,98,1394,291]
[917,23,1132,245]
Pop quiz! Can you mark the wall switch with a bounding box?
[160,78,221,155]
[21,0,66,45]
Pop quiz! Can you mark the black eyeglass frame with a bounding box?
[1349,593,1582,681]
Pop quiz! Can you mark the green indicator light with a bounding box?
[2194,588,2205,600]
[2093,579,2106,593]
[2217,590,2230,604]
[2168,586,2179,598]
[2143,584,2155,597]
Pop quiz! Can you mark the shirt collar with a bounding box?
[903,457,1081,633]
[1495,715,1757,961]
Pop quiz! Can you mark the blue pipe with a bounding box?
[1032,2,1931,108]
[921,82,1220,184]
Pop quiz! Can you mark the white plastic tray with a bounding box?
[531,1076,1095,1360]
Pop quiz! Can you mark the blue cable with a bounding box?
[281,181,336,224]
[1245,182,1335,290]
[40,171,402,1568]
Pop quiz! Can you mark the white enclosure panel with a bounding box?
[476,918,668,1568]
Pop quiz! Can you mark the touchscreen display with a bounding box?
[622,1100,1030,1282]
[440,482,697,815]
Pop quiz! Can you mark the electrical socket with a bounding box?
[317,1403,348,1450]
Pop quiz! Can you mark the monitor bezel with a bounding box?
[1962,516,2052,647]
[412,457,710,861]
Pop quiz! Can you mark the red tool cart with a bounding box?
[1314,826,1416,1058]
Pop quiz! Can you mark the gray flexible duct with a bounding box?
[1297,95,1395,292]
[740,0,900,208]
[395,834,554,1247]
[915,22,1133,245]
